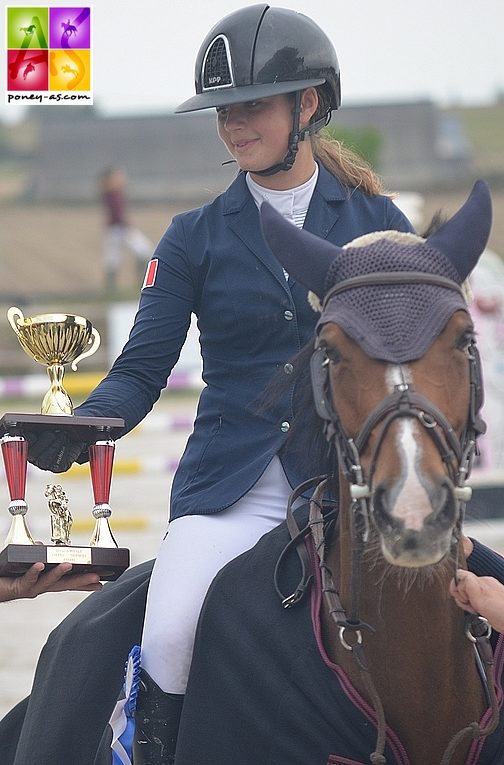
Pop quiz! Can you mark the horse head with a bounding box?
[261,181,491,569]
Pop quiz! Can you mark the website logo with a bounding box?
[5,6,92,105]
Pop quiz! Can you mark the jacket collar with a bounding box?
[222,162,347,216]
[222,163,347,288]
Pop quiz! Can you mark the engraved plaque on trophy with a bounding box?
[0,308,130,581]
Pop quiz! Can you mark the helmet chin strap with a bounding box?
[253,91,331,177]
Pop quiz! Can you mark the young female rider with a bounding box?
[26,5,417,762]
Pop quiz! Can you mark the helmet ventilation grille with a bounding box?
[202,35,234,90]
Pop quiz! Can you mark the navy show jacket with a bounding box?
[76,163,413,520]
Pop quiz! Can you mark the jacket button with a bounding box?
[283,310,294,321]
[283,363,294,375]
[280,421,290,432]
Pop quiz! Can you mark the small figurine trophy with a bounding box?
[45,484,72,545]
[0,307,130,581]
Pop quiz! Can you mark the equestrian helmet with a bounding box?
[175,4,341,114]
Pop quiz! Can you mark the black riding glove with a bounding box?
[26,430,90,473]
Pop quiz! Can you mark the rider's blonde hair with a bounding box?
[309,87,384,197]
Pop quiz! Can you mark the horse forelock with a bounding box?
[343,229,425,250]
[325,231,461,291]
[317,233,470,364]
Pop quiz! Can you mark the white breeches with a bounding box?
[140,456,302,693]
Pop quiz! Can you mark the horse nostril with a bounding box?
[429,480,457,530]
[372,485,397,534]
[373,485,387,513]
[402,533,419,552]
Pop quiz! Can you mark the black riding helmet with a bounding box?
[175,4,341,175]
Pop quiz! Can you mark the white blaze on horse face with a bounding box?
[385,365,432,531]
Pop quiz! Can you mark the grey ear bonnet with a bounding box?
[260,181,492,364]
[317,233,466,363]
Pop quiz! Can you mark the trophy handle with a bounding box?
[7,306,24,334]
[71,327,101,371]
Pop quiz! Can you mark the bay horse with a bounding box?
[174,181,504,765]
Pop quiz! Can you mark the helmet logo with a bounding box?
[202,35,235,91]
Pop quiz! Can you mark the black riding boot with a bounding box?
[133,669,184,765]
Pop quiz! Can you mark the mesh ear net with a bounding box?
[202,35,234,90]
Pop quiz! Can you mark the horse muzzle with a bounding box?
[371,478,459,567]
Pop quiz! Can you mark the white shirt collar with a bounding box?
[246,164,319,225]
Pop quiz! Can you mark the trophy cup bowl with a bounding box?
[8,306,101,416]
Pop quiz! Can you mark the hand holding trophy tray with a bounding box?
[0,307,130,581]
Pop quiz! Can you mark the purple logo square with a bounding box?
[49,7,91,49]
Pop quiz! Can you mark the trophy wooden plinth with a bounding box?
[0,543,130,581]
[1,413,130,582]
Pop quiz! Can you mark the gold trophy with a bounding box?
[0,308,130,581]
[7,306,101,416]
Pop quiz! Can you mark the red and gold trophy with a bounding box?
[0,307,130,581]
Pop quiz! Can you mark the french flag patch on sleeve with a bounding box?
[142,258,159,289]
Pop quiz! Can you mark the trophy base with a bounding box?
[0,544,130,581]
[0,413,125,439]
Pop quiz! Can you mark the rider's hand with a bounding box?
[26,430,89,472]
[0,562,102,603]
[460,535,474,558]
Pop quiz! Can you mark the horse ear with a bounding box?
[426,180,492,281]
[260,202,342,298]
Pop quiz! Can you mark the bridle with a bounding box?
[277,271,499,764]
[311,270,486,508]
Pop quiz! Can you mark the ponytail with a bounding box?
[311,133,384,196]
[309,86,384,196]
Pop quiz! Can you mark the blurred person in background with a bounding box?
[468,248,504,472]
[99,166,153,290]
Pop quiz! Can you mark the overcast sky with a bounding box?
[1,0,503,123]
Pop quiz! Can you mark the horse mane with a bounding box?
[420,210,447,238]
[257,340,334,479]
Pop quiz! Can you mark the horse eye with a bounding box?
[457,330,476,354]
[324,346,341,364]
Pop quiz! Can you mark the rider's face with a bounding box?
[216,94,296,176]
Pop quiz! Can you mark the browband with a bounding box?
[322,271,464,309]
